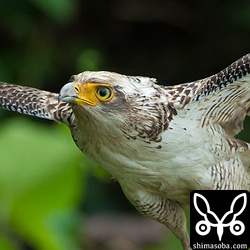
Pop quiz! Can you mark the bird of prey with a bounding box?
[0,54,249,250]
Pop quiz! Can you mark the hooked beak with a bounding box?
[58,82,78,104]
[59,82,97,106]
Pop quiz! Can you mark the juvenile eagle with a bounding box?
[0,54,249,250]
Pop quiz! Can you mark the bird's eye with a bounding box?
[96,87,113,101]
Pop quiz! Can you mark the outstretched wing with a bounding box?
[0,82,74,126]
[165,54,250,136]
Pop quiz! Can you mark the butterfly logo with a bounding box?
[193,193,247,241]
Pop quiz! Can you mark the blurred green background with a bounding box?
[0,1,249,250]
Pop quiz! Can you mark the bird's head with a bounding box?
[59,71,175,144]
[59,71,158,108]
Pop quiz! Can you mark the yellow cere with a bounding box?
[74,83,114,106]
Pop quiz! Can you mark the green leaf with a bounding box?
[0,118,89,250]
[0,235,18,250]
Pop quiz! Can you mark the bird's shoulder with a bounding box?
[162,54,250,137]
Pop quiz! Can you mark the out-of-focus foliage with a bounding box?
[0,0,249,249]
[0,118,93,250]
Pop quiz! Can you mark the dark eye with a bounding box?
[96,87,113,101]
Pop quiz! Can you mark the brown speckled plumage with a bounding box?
[0,54,249,250]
